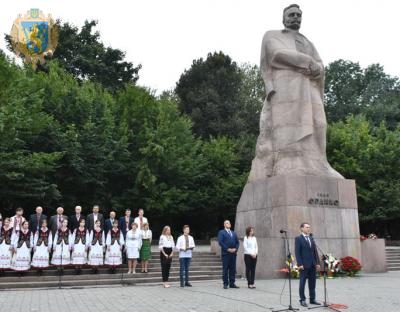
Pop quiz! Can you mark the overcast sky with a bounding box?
[1,0,398,93]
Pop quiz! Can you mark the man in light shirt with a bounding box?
[133,208,148,231]
[176,225,195,287]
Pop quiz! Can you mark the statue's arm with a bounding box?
[263,34,318,73]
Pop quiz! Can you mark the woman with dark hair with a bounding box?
[51,218,72,267]
[71,218,89,274]
[0,218,13,270]
[88,219,105,271]
[11,220,33,272]
[105,219,124,270]
[31,219,52,271]
[243,226,258,289]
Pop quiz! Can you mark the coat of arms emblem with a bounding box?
[10,8,58,67]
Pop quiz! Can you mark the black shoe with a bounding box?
[185,282,192,287]
[300,301,308,307]
[223,285,228,289]
[229,284,239,289]
[310,301,322,305]
[180,284,184,288]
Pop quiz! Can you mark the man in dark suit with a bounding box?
[86,205,104,232]
[49,207,68,236]
[118,208,134,238]
[295,222,321,307]
[29,206,47,233]
[104,210,117,238]
[69,205,86,233]
[218,220,240,289]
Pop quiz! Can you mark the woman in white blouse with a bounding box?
[243,226,258,289]
[158,226,175,288]
[125,222,142,274]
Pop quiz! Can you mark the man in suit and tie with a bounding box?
[104,210,117,238]
[49,207,68,236]
[118,208,134,238]
[86,205,104,232]
[218,220,240,289]
[69,205,86,233]
[295,222,321,307]
[29,206,47,234]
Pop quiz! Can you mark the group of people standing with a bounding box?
[217,220,322,307]
[0,206,196,288]
[0,206,151,274]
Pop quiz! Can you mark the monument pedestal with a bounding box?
[235,175,361,278]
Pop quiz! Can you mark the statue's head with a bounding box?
[283,4,302,30]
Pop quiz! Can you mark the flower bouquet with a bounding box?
[340,256,362,276]
[324,254,340,278]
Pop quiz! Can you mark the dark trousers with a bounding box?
[299,266,317,302]
[222,253,236,286]
[160,247,173,282]
[179,257,191,284]
[244,254,257,285]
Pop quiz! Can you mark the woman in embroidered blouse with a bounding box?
[88,219,105,270]
[125,222,142,274]
[159,225,175,288]
[71,218,89,273]
[11,220,33,272]
[0,218,13,270]
[105,220,124,270]
[51,218,72,267]
[140,222,152,273]
[31,219,52,271]
[243,226,258,289]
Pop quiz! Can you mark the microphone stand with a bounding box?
[273,231,299,312]
[308,237,341,312]
[58,234,63,289]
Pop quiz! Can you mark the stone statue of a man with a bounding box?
[248,4,343,181]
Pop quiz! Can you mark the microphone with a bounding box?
[309,233,313,237]
[280,229,287,233]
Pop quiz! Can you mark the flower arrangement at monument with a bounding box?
[324,254,340,278]
[360,233,378,241]
[277,254,300,278]
[340,256,362,276]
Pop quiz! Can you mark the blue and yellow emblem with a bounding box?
[10,9,58,67]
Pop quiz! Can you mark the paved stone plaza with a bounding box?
[0,272,398,312]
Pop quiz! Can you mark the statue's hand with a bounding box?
[309,62,322,79]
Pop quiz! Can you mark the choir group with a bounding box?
[0,205,195,288]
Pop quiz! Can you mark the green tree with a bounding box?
[327,116,400,237]
[175,51,243,138]
[324,60,400,124]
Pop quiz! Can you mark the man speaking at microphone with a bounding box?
[295,222,321,307]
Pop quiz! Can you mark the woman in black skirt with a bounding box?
[158,226,175,288]
[243,226,258,288]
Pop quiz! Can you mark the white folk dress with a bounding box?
[0,227,13,269]
[88,230,105,266]
[31,228,52,268]
[105,229,124,266]
[71,228,89,265]
[125,230,142,259]
[11,230,33,271]
[51,228,72,266]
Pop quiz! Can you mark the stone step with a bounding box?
[386,259,400,264]
[0,274,223,290]
[387,267,400,271]
[0,269,222,283]
[0,265,221,277]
